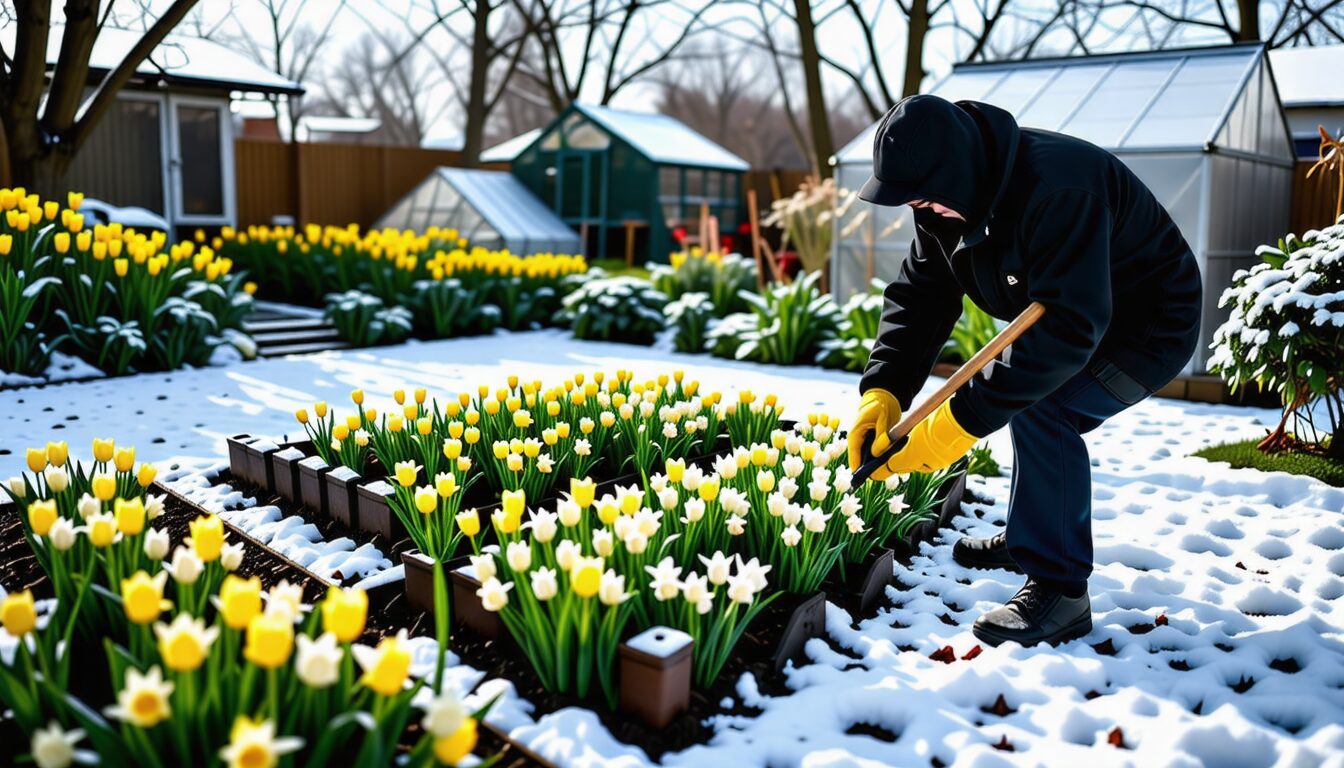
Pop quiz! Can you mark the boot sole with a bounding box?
[972,612,1092,648]
[952,549,1024,574]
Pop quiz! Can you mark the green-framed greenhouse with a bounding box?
[488,103,749,262]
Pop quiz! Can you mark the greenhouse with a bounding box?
[502,103,749,262]
[375,166,582,255]
[831,42,1295,373]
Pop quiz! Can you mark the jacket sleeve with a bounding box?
[950,189,1114,437]
[859,227,965,411]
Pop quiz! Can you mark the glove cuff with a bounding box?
[934,398,978,446]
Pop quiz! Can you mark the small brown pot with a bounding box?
[770,591,826,673]
[854,547,896,615]
[271,445,310,505]
[245,438,281,491]
[402,550,439,614]
[325,466,363,529]
[356,480,404,541]
[297,455,331,516]
[618,626,693,728]
[450,562,502,639]
[226,434,255,482]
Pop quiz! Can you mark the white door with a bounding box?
[167,96,236,231]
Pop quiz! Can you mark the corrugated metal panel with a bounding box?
[574,104,749,171]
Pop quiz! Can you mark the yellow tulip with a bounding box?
[53,231,70,254]
[155,613,217,672]
[295,408,309,425]
[570,477,595,509]
[455,509,480,538]
[243,611,294,669]
[417,417,433,436]
[345,414,361,430]
[314,401,328,418]
[321,587,368,643]
[433,719,479,765]
[415,387,427,404]
[137,463,157,487]
[91,471,116,501]
[114,258,128,277]
[394,461,419,488]
[415,486,437,514]
[47,441,68,467]
[665,458,686,484]
[333,424,349,442]
[121,570,171,624]
[571,557,603,598]
[393,389,406,405]
[189,514,226,562]
[113,446,135,472]
[351,389,365,406]
[357,632,412,696]
[115,497,146,535]
[218,575,263,630]
[698,478,720,503]
[388,415,404,433]
[1,590,37,636]
[87,512,117,547]
[27,499,57,536]
[93,437,115,463]
[436,473,457,498]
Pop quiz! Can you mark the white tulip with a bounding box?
[714,454,738,480]
[681,464,703,491]
[726,514,747,536]
[808,479,830,503]
[165,546,204,584]
[812,449,831,468]
[782,504,803,528]
[7,476,26,499]
[421,690,469,737]
[699,551,732,585]
[737,556,772,592]
[649,473,668,493]
[658,486,679,511]
[555,540,580,572]
[506,541,532,572]
[524,510,557,543]
[635,508,660,537]
[767,492,788,517]
[592,529,614,557]
[530,567,558,601]
[31,720,85,768]
[557,499,581,527]
[888,493,910,516]
[574,438,592,457]
[476,577,512,612]
[814,424,834,443]
[726,574,755,605]
[644,557,682,601]
[623,531,648,554]
[811,466,831,485]
[781,525,802,547]
[598,570,630,606]
[682,572,710,607]
[803,506,830,533]
[469,553,497,582]
[76,493,98,519]
[779,476,798,500]
[832,466,854,494]
[267,580,304,622]
[846,515,866,534]
[295,633,342,688]
[782,455,804,479]
[681,498,705,523]
[785,434,803,455]
[143,528,170,561]
[839,495,862,518]
[44,465,69,493]
[145,494,166,520]
[220,542,245,572]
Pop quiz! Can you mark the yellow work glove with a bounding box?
[878,397,978,480]
[847,388,902,472]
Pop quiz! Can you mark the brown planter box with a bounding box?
[245,438,281,491]
[297,455,331,516]
[357,480,405,541]
[770,591,826,673]
[226,434,256,482]
[325,465,363,529]
[402,550,440,614]
[618,626,693,728]
[451,562,502,639]
[271,444,311,505]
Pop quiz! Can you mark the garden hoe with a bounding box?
[851,301,1047,486]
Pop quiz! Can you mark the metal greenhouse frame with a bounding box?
[375,167,581,255]
[831,43,1296,373]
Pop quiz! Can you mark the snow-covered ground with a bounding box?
[3,330,1343,767]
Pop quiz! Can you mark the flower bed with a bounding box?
[0,438,505,767]
[0,188,253,381]
[216,370,967,737]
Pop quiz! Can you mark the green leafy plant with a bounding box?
[708,271,841,365]
[559,276,668,345]
[1209,214,1344,458]
[818,279,885,372]
[408,278,501,338]
[665,291,714,353]
[651,249,757,316]
[325,290,414,348]
[940,296,1000,365]
[966,443,1000,477]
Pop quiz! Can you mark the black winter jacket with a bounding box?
[859,98,1202,437]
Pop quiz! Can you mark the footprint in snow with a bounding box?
[1308,526,1344,550]
[1178,533,1233,557]
[1254,539,1292,561]
[1204,518,1243,539]
[1234,586,1303,617]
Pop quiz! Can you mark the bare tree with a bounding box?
[217,0,349,142]
[311,32,445,146]
[0,0,201,185]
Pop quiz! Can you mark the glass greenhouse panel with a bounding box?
[1123,54,1254,148]
[1062,59,1175,147]
[979,68,1058,115]
[933,70,1008,103]
[1017,64,1111,132]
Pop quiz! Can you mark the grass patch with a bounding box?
[591,258,651,280]
[1193,438,1344,487]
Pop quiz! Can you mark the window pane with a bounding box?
[1124,54,1254,148]
[685,168,704,200]
[933,71,1008,103]
[566,118,610,149]
[1061,60,1175,147]
[1018,64,1110,132]
[659,167,681,198]
[981,68,1056,116]
[177,105,223,216]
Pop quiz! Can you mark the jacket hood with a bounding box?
[859,96,1020,247]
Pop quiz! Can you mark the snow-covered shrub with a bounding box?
[818,279,884,372]
[1209,215,1344,456]
[325,289,414,348]
[559,276,668,345]
[665,291,714,353]
[651,249,757,316]
[408,278,501,338]
[707,271,841,365]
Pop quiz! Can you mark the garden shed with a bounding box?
[375,167,581,255]
[503,103,748,262]
[831,43,1295,373]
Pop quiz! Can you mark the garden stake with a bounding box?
[852,301,1046,486]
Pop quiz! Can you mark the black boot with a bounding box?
[972,577,1092,647]
[952,531,1023,573]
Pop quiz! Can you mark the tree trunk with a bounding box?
[462,2,492,168]
[792,0,834,179]
[902,0,930,98]
[1237,0,1260,41]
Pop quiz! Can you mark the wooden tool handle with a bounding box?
[851,301,1046,486]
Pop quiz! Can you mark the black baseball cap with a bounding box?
[858,95,987,218]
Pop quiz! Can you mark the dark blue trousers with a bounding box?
[1004,364,1148,586]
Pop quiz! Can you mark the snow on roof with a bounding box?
[573,104,749,171]
[300,116,380,134]
[434,167,580,249]
[1269,46,1344,107]
[0,24,303,95]
[837,44,1269,163]
[480,128,541,163]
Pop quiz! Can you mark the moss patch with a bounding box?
[1193,438,1344,487]
[591,258,651,280]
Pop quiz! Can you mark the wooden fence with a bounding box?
[234,139,486,228]
[1291,159,1342,234]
